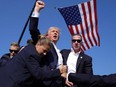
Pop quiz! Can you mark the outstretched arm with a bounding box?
[68,73,116,87]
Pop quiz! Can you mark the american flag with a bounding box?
[58,0,100,51]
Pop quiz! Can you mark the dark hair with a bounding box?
[72,34,82,40]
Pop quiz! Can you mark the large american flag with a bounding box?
[58,0,100,51]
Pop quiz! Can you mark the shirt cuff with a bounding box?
[66,73,69,81]
[31,12,39,18]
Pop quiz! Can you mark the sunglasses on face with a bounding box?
[72,39,82,43]
[9,49,19,53]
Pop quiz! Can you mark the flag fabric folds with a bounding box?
[58,0,100,51]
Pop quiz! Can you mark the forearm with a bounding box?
[68,73,104,87]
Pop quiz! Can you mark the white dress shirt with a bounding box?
[31,11,63,69]
[52,43,63,68]
[67,48,80,80]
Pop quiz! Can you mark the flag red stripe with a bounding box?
[82,3,94,49]
[88,2,97,45]
[68,25,74,35]
[80,23,90,49]
[94,0,100,46]
[82,43,86,51]
[88,1,97,46]
[75,25,80,34]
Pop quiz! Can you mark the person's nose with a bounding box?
[43,52,47,55]
[11,51,15,54]
[75,41,78,43]
[54,31,58,34]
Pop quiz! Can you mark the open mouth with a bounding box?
[53,35,57,38]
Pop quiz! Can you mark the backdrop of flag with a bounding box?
[58,0,100,51]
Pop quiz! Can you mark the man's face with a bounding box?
[9,45,19,58]
[71,35,82,52]
[46,28,60,44]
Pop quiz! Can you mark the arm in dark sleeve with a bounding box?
[68,73,102,87]
[69,73,116,87]
[29,17,41,44]
[26,54,61,81]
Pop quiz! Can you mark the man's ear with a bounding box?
[46,34,49,38]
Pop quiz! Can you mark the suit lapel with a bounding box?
[76,52,83,71]
[49,44,58,69]
[65,50,71,64]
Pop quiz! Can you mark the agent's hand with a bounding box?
[65,80,73,87]
[59,65,68,74]
[62,65,68,73]
[61,72,67,78]
[34,1,45,13]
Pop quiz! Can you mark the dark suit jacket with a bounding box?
[69,73,116,87]
[0,44,61,87]
[29,17,65,87]
[0,53,10,66]
[61,49,93,87]
[61,49,93,74]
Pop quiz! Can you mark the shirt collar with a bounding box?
[71,48,81,55]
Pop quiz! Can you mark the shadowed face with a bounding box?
[9,45,20,58]
[71,35,82,53]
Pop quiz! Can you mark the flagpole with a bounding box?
[18,0,37,44]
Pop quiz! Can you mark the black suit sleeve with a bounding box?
[29,17,41,44]
[69,73,116,87]
[25,54,61,81]
[0,54,9,66]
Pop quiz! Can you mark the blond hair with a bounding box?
[37,34,52,48]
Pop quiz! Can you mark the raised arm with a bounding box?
[29,1,45,44]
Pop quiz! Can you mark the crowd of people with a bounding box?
[0,1,116,87]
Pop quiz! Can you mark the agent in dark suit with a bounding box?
[29,1,64,87]
[0,35,66,87]
[0,42,20,66]
[69,73,116,87]
[61,34,93,87]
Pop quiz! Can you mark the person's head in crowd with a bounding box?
[27,39,33,45]
[9,42,20,58]
[71,34,82,53]
[46,27,60,44]
[35,35,52,56]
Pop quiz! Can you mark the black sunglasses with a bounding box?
[72,39,82,43]
[9,49,19,53]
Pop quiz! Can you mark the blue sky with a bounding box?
[0,0,116,75]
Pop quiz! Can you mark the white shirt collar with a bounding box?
[71,48,81,55]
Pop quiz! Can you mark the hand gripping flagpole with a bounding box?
[18,0,37,44]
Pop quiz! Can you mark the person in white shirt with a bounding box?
[29,1,64,87]
[61,34,93,87]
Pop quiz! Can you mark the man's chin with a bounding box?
[52,39,58,41]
